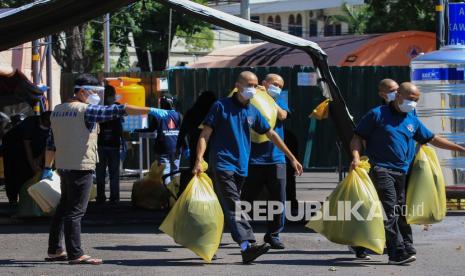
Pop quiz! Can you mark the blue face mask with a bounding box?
[267,85,282,98]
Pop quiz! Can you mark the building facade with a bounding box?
[169,0,364,66]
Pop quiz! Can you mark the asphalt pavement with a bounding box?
[0,172,464,275]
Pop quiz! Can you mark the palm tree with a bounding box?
[330,2,372,35]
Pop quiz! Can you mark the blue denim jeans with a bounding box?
[157,153,180,185]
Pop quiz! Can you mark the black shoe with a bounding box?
[212,254,218,260]
[405,244,417,256]
[388,254,416,265]
[264,235,285,250]
[356,252,372,260]
[349,246,371,260]
[241,243,270,264]
[95,198,106,204]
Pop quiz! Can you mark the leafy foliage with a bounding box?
[0,0,213,72]
[331,2,372,34]
[364,0,436,33]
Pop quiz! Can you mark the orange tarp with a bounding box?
[340,31,435,66]
[191,31,435,68]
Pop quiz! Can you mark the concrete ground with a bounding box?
[0,172,464,275]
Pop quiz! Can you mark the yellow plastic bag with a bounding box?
[306,158,386,254]
[131,161,170,210]
[406,146,446,224]
[310,99,330,120]
[229,86,277,143]
[166,174,180,207]
[159,162,224,262]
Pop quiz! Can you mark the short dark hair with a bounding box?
[74,74,100,94]
[159,93,175,110]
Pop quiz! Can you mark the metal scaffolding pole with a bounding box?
[46,35,53,109]
[104,13,111,72]
[239,0,250,44]
[436,0,445,49]
[32,39,41,114]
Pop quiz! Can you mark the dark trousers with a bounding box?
[242,164,286,238]
[3,147,33,203]
[96,147,120,202]
[48,170,93,260]
[285,162,298,210]
[370,166,413,258]
[212,170,256,245]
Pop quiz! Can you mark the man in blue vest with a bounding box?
[351,82,465,265]
[193,71,303,264]
[242,73,289,249]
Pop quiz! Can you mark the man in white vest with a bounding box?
[42,74,167,265]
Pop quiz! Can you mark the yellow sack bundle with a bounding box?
[166,174,180,207]
[306,158,386,254]
[131,161,170,210]
[310,99,330,120]
[406,145,446,224]
[159,162,224,262]
[229,86,277,143]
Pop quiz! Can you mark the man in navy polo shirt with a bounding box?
[242,73,289,249]
[193,71,303,264]
[351,78,401,259]
[378,78,399,105]
[351,82,465,265]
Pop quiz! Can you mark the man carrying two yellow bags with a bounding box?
[350,82,465,265]
[193,71,303,264]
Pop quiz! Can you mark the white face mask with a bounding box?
[87,93,101,105]
[267,84,282,98]
[398,99,417,113]
[241,87,256,100]
[385,91,397,103]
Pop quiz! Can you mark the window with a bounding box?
[288,14,295,35]
[309,20,318,37]
[275,15,281,30]
[251,15,260,23]
[267,16,274,28]
[324,23,334,36]
[335,24,342,35]
[295,14,303,37]
[324,23,341,37]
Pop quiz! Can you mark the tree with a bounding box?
[1,0,214,72]
[111,0,214,71]
[331,2,372,34]
[51,23,104,73]
[364,0,436,33]
[0,0,103,72]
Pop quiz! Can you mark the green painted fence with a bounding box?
[168,66,411,169]
[61,66,410,169]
